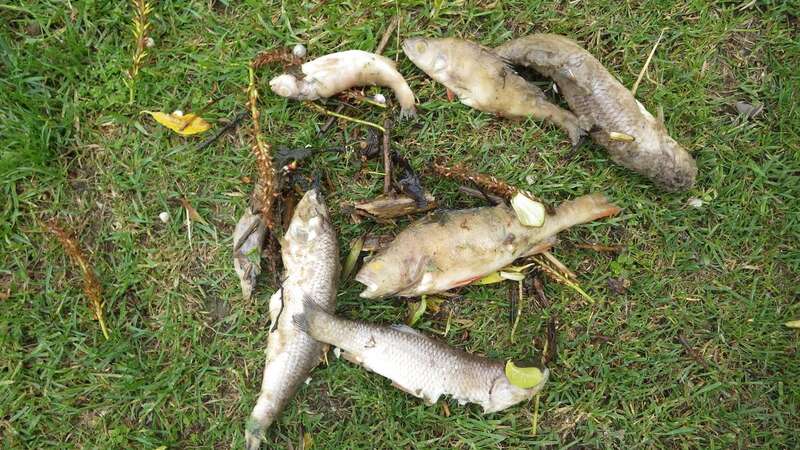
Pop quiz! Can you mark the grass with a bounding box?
[1,0,799,448]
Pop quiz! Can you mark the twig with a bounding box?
[541,251,576,280]
[375,15,400,56]
[631,29,665,97]
[44,220,110,340]
[533,255,595,304]
[304,101,385,132]
[531,393,540,436]
[458,186,505,205]
[317,104,346,136]
[196,110,248,152]
[432,159,517,199]
[678,334,710,370]
[247,65,278,230]
[510,280,524,343]
[340,92,387,109]
[382,119,392,194]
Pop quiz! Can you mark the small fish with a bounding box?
[495,34,697,191]
[270,50,417,118]
[356,194,620,299]
[402,37,585,146]
[294,298,549,413]
[233,206,266,300]
[245,190,339,450]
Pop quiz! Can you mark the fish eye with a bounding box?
[415,42,427,53]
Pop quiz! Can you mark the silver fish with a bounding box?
[270,50,417,118]
[233,206,266,301]
[402,37,585,146]
[495,34,697,191]
[245,190,339,450]
[356,193,620,299]
[294,298,549,413]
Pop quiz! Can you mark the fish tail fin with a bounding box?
[545,194,621,235]
[293,296,334,339]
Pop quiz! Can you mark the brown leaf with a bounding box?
[179,197,206,224]
[607,277,631,295]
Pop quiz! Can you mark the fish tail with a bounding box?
[546,194,621,235]
[293,296,335,340]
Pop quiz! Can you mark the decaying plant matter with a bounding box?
[247,65,279,230]
[44,220,110,340]
[432,159,517,200]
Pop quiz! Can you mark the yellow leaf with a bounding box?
[504,360,544,389]
[302,432,313,449]
[472,263,535,285]
[406,296,427,326]
[785,320,800,329]
[143,110,211,136]
[473,272,504,285]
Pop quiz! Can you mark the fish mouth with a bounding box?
[401,38,421,59]
[354,271,379,298]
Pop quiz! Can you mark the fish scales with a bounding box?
[245,190,339,450]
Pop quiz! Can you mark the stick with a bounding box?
[678,334,710,370]
[382,119,392,195]
[375,15,400,56]
[631,29,665,97]
[510,280,523,343]
[457,186,505,205]
[196,110,248,152]
[317,104,346,136]
[305,101,385,133]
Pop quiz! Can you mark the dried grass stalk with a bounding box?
[252,48,302,70]
[125,0,153,104]
[44,220,110,340]
[247,65,278,230]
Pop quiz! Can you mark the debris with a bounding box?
[373,93,386,104]
[511,191,546,227]
[606,276,631,295]
[785,320,800,329]
[532,254,594,304]
[383,119,392,195]
[158,211,170,223]
[541,251,576,280]
[292,43,307,58]
[247,65,279,230]
[252,48,302,70]
[510,281,523,343]
[179,197,206,224]
[305,101,385,133]
[734,101,764,119]
[631,29,665,97]
[375,15,400,55]
[608,131,636,142]
[677,334,710,370]
[196,110,249,152]
[362,234,393,252]
[391,151,428,208]
[43,220,110,340]
[432,159,518,200]
[457,186,505,205]
[352,193,437,220]
[687,197,704,208]
[233,207,267,301]
[124,0,153,103]
[142,110,211,136]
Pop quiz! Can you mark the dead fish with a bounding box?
[233,207,267,300]
[495,34,697,191]
[356,193,620,299]
[294,298,549,413]
[245,190,339,450]
[402,37,585,146]
[270,50,417,118]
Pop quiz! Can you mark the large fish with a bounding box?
[356,193,620,299]
[402,37,585,146]
[294,298,549,413]
[270,50,417,118]
[495,34,697,191]
[245,190,339,450]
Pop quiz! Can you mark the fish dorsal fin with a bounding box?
[390,324,423,336]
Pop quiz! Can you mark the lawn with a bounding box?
[1,0,799,448]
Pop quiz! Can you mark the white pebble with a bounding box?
[373,93,386,104]
[292,43,307,58]
[144,37,155,48]
[159,211,170,223]
[687,197,704,208]
[172,110,183,117]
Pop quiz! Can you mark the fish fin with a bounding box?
[389,323,423,336]
[292,313,309,334]
[391,381,424,399]
[446,88,455,102]
[452,275,482,288]
[546,194,621,237]
[341,351,364,366]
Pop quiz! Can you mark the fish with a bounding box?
[293,298,549,413]
[233,206,266,301]
[245,190,339,450]
[356,193,620,299]
[269,50,417,118]
[494,34,697,191]
[402,37,585,146]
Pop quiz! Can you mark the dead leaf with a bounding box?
[734,101,764,119]
[406,296,427,326]
[179,197,206,224]
[353,194,436,219]
[233,207,266,301]
[607,277,631,295]
[341,235,364,281]
[785,320,800,329]
[143,110,211,135]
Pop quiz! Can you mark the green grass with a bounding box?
[2,0,799,448]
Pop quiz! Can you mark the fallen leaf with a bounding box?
[341,235,364,281]
[406,296,427,326]
[785,320,800,329]
[302,432,314,450]
[734,101,764,119]
[179,197,207,224]
[504,360,544,388]
[607,277,631,295]
[143,110,211,136]
[511,191,545,227]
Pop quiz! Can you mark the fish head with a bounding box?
[402,38,451,79]
[356,251,427,299]
[485,368,550,414]
[269,74,300,98]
